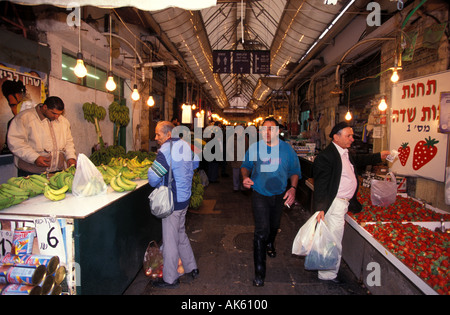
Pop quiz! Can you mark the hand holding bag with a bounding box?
[304,220,341,270]
[292,211,320,256]
[148,142,174,219]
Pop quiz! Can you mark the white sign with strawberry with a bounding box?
[390,71,449,182]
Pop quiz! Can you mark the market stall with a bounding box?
[0,180,160,295]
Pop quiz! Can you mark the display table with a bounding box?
[342,200,449,295]
[0,180,160,295]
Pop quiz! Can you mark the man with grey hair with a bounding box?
[148,121,200,289]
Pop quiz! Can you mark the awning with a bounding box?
[5,0,217,11]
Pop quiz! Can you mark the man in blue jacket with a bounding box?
[148,121,199,289]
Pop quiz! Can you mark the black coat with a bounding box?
[313,143,382,214]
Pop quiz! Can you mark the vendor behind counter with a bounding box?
[7,96,77,176]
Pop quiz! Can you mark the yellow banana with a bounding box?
[110,175,124,192]
[44,184,66,201]
[116,174,136,191]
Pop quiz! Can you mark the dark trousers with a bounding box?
[251,190,284,284]
[252,190,284,243]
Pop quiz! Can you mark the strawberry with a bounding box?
[398,142,410,166]
[412,137,439,170]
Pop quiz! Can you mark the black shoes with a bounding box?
[152,269,199,289]
[186,268,200,281]
[319,276,344,285]
[266,243,276,258]
[152,278,180,289]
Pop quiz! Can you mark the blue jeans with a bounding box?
[251,190,284,243]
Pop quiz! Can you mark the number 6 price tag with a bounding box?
[34,217,66,262]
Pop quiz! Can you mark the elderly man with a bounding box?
[148,121,200,289]
[313,121,389,283]
[7,96,76,176]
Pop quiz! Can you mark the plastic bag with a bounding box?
[143,241,163,278]
[370,172,397,207]
[72,153,107,197]
[304,220,341,270]
[292,211,319,256]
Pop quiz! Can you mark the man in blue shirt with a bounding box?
[241,117,301,286]
[148,121,200,289]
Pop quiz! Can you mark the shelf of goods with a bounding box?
[0,180,160,295]
[342,189,450,295]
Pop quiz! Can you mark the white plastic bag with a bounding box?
[370,172,397,207]
[304,220,341,270]
[292,211,319,256]
[72,153,107,197]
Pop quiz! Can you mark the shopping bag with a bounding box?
[72,153,107,197]
[304,220,341,270]
[370,172,397,207]
[292,211,319,256]
[143,241,164,278]
[148,185,174,218]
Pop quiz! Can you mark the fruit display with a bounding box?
[110,173,137,192]
[43,183,69,201]
[108,101,130,146]
[348,185,450,295]
[189,171,204,209]
[82,102,107,149]
[349,189,450,223]
[364,222,449,295]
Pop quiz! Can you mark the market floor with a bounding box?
[124,167,369,296]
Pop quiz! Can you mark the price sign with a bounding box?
[34,217,66,262]
[0,230,13,259]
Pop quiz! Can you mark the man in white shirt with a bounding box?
[312,121,389,283]
[7,96,76,176]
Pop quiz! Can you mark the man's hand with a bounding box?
[317,211,325,222]
[283,187,296,207]
[380,150,390,160]
[242,177,254,189]
[35,156,51,167]
[67,158,77,167]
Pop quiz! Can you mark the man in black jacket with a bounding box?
[312,121,389,283]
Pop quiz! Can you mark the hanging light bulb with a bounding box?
[74,52,87,78]
[147,95,155,107]
[390,69,399,83]
[131,84,140,101]
[378,97,388,111]
[345,110,352,121]
[106,71,116,91]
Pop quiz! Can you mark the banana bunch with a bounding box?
[49,171,74,192]
[0,183,30,209]
[110,173,137,192]
[189,172,204,209]
[44,183,68,201]
[82,102,106,149]
[108,156,150,180]
[108,101,130,127]
[7,174,50,197]
[97,164,118,184]
[82,102,106,123]
[109,102,130,146]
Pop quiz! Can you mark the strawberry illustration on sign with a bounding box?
[398,142,410,166]
[412,137,439,170]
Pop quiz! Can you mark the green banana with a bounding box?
[0,183,30,196]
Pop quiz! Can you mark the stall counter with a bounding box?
[0,180,161,295]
